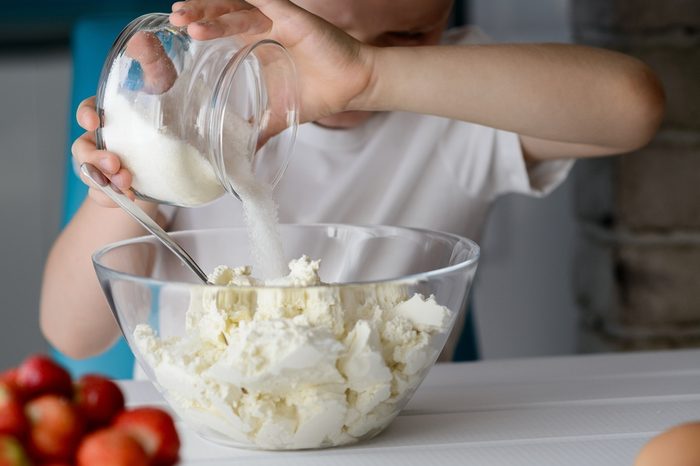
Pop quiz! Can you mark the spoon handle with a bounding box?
[80,162,210,284]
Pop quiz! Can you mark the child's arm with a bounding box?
[40,197,164,358]
[40,100,164,358]
[173,0,664,159]
[361,44,665,160]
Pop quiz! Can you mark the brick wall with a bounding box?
[572,0,700,351]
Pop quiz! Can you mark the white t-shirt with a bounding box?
[168,111,572,243]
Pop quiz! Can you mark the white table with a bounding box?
[121,349,700,465]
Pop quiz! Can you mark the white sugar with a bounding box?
[228,158,287,279]
[102,75,224,206]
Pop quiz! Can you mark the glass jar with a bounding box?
[95,13,298,207]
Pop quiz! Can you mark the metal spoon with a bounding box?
[81,162,209,284]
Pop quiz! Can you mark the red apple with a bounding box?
[0,436,30,466]
[74,374,125,429]
[114,408,180,466]
[77,428,149,466]
[16,356,72,400]
[0,383,28,438]
[25,395,84,462]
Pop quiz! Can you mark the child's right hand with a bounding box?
[72,97,134,208]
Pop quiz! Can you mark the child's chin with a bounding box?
[314,111,376,129]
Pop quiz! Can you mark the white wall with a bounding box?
[0,51,70,369]
[468,0,580,359]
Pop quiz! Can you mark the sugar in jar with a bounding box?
[95,13,298,206]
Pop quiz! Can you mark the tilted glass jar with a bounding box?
[95,13,298,207]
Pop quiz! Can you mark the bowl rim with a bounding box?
[92,223,480,289]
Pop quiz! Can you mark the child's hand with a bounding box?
[73,33,178,207]
[170,0,376,125]
[72,98,134,207]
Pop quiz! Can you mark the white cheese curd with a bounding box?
[134,256,454,449]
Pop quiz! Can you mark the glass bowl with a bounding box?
[92,225,479,450]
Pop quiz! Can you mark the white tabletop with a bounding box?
[121,349,700,465]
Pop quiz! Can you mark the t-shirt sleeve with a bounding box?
[487,128,574,198]
[437,121,574,201]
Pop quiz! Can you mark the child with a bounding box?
[41,0,664,361]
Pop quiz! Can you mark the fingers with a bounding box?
[125,32,178,94]
[242,0,301,17]
[186,9,272,40]
[170,0,249,27]
[72,133,117,175]
[105,168,133,193]
[171,1,188,12]
[171,0,276,40]
[76,97,99,131]
[72,132,135,207]
[82,166,136,206]
[86,182,136,207]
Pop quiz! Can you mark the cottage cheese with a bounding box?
[134,256,453,449]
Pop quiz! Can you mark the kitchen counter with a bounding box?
[121,348,700,465]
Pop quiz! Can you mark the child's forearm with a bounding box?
[40,198,161,358]
[358,43,664,157]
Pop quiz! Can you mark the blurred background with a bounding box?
[0,0,698,372]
